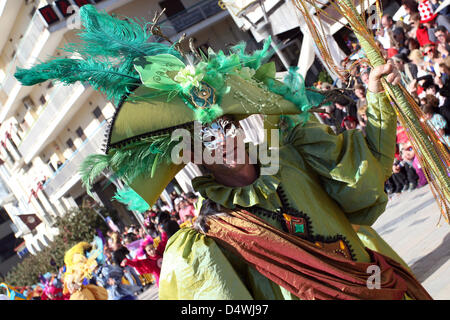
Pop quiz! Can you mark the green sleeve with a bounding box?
[364,91,397,179]
[286,92,396,225]
[159,228,253,300]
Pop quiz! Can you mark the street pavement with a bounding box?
[138,186,450,300]
[372,185,450,300]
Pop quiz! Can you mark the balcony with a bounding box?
[0,12,65,122]
[1,13,46,95]
[18,82,91,164]
[44,119,108,200]
[162,0,224,34]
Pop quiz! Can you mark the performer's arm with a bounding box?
[364,63,400,179]
[286,63,400,225]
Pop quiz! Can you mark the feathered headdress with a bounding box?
[15,5,325,209]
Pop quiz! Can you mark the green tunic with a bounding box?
[159,91,407,299]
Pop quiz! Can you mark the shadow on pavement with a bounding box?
[410,233,450,282]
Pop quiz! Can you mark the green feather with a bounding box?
[73,5,183,62]
[15,57,140,104]
[194,104,223,123]
[80,135,178,192]
[230,36,273,70]
[79,153,110,195]
[113,186,150,213]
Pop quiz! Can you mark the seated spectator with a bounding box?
[400,141,429,188]
[386,159,411,194]
[392,53,417,85]
[376,14,395,50]
[422,102,450,147]
[400,0,420,25]
[422,43,442,74]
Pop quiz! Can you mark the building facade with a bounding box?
[0,0,257,255]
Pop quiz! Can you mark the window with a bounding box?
[93,106,105,121]
[29,6,36,17]
[159,0,185,17]
[39,95,46,105]
[47,81,54,89]
[66,138,76,151]
[48,161,56,173]
[23,96,36,110]
[76,127,86,140]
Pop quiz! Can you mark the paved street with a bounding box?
[138,186,450,300]
[372,186,450,300]
[138,283,159,300]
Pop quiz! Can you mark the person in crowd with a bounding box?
[341,115,358,131]
[434,25,450,58]
[377,14,396,50]
[399,141,429,188]
[354,83,367,109]
[356,105,368,135]
[178,199,196,224]
[332,95,358,133]
[422,101,450,147]
[101,264,140,300]
[386,159,411,194]
[121,243,163,287]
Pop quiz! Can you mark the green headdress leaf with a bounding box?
[134,54,185,91]
[253,62,276,84]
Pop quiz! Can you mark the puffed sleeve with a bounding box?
[159,228,253,300]
[286,91,397,225]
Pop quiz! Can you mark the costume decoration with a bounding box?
[0,282,31,300]
[113,185,150,213]
[291,0,450,223]
[14,4,324,202]
[14,4,433,300]
[62,237,104,295]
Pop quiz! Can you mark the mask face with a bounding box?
[200,118,239,150]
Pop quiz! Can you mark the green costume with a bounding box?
[159,91,412,299]
[14,5,428,300]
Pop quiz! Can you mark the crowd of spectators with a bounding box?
[85,190,201,299]
[315,0,450,197]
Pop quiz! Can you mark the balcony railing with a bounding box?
[43,120,108,197]
[163,0,223,33]
[18,82,87,162]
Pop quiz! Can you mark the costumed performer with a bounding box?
[14,5,431,300]
[62,240,108,300]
